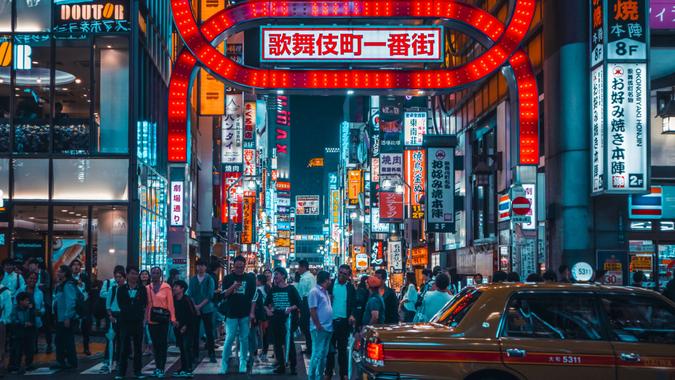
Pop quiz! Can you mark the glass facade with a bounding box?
[0,0,139,279]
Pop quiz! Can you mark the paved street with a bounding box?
[5,342,318,379]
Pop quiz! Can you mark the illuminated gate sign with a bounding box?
[590,0,649,195]
[261,26,443,62]
[169,0,539,165]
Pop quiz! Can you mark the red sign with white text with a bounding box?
[261,27,443,62]
[379,192,404,222]
[222,172,242,224]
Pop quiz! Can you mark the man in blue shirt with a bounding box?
[307,271,333,380]
[188,259,216,363]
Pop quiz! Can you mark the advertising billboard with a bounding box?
[404,149,426,218]
[347,170,363,205]
[268,95,291,178]
[379,192,404,223]
[170,181,184,227]
[296,195,320,216]
[241,196,255,244]
[426,147,454,232]
[261,26,443,63]
[222,171,242,225]
[222,94,244,164]
[244,101,256,140]
[379,96,403,151]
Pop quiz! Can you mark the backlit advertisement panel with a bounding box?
[426,147,454,232]
[404,150,426,219]
[404,111,427,146]
[348,170,362,205]
[379,192,403,222]
[222,94,244,164]
[222,171,242,225]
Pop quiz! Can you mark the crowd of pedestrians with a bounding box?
[0,255,674,379]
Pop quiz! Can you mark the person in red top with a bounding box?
[145,267,177,379]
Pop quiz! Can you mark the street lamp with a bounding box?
[657,90,675,134]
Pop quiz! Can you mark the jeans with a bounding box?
[271,315,296,371]
[104,317,121,363]
[148,322,169,371]
[175,326,194,373]
[300,298,312,353]
[220,317,249,372]
[192,312,215,357]
[55,321,77,368]
[308,329,332,380]
[118,321,144,377]
[326,318,350,378]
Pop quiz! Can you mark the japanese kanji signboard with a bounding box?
[261,26,443,62]
[380,153,403,179]
[241,196,255,244]
[404,112,427,146]
[426,147,454,232]
[404,149,426,219]
[222,94,244,164]
[590,0,649,195]
[170,181,183,227]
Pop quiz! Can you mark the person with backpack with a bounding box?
[0,270,13,375]
[1,259,25,297]
[51,265,79,370]
[105,268,126,374]
[116,266,148,380]
[146,267,177,378]
[188,259,216,363]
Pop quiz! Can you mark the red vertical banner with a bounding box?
[241,196,255,244]
[404,149,426,218]
[222,172,242,225]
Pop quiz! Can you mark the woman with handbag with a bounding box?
[145,267,177,378]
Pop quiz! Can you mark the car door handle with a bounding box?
[506,348,527,358]
[619,352,641,362]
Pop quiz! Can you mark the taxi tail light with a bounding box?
[366,340,384,363]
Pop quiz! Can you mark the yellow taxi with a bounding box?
[355,283,675,380]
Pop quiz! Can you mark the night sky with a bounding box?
[290,95,344,196]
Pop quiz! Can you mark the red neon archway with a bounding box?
[169,0,538,164]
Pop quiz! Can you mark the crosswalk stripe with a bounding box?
[192,358,222,375]
[141,356,180,374]
[80,362,110,375]
[24,368,58,376]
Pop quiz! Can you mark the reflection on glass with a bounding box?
[52,159,129,201]
[0,35,9,152]
[13,158,48,199]
[14,35,51,153]
[15,0,52,33]
[92,206,127,280]
[0,1,10,32]
[658,244,675,290]
[94,36,128,153]
[12,205,48,263]
[139,163,167,271]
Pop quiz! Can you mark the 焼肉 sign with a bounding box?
[261,26,443,62]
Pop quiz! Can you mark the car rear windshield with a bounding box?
[431,288,481,327]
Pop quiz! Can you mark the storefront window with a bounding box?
[139,163,167,271]
[658,245,675,290]
[0,35,9,152]
[94,36,128,154]
[92,206,127,280]
[53,158,128,201]
[15,0,51,33]
[13,158,48,199]
[52,206,88,274]
[54,37,91,154]
[12,205,48,263]
[13,34,50,153]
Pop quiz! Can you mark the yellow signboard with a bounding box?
[199,42,225,115]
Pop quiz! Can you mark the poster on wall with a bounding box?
[222,94,244,164]
[52,238,86,273]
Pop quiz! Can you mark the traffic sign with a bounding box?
[512,197,531,216]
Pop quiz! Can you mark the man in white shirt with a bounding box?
[1,259,25,297]
[296,260,316,356]
[326,265,355,380]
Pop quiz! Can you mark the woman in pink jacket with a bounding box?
[146,267,177,378]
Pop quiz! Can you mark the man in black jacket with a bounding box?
[116,266,148,380]
[375,269,399,324]
[325,265,356,380]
